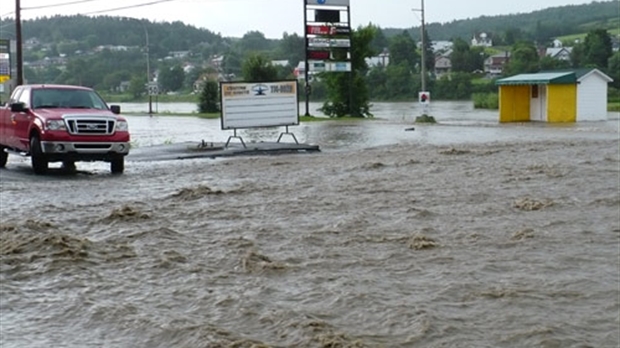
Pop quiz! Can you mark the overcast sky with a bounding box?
[5,0,602,38]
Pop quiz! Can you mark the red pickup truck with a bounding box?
[0,84,130,174]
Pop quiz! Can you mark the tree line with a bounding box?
[0,0,616,115]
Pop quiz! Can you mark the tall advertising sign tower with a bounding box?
[303,0,351,116]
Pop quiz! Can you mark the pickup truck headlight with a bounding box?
[46,119,66,131]
[116,120,129,132]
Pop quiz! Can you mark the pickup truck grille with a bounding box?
[66,118,115,135]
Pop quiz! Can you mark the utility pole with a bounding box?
[15,0,23,86]
[143,23,153,115]
[413,0,430,117]
[303,0,310,116]
[419,0,427,92]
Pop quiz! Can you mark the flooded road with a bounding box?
[1,102,619,347]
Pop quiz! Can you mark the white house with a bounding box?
[546,47,573,61]
[471,32,492,47]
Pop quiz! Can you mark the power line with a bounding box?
[21,0,102,11]
[82,0,178,15]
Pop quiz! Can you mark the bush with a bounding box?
[473,92,499,109]
[198,80,220,113]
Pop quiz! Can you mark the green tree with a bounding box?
[241,53,278,81]
[385,63,417,98]
[608,51,620,89]
[222,50,243,79]
[388,31,418,72]
[450,38,471,72]
[320,25,376,117]
[504,41,539,75]
[365,67,389,100]
[421,28,434,76]
[433,72,472,100]
[276,32,305,67]
[539,56,570,71]
[238,31,273,54]
[158,64,185,92]
[369,24,389,54]
[62,58,91,86]
[198,79,220,113]
[102,71,131,92]
[127,75,147,98]
[582,29,613,70]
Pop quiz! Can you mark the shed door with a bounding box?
[530,84,547,122]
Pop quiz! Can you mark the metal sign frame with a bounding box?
[0,39,11,84]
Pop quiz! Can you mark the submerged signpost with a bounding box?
[303,0,352,116]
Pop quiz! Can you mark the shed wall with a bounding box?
[547,84,576,123]
[499,85,530,123]
[577,75,608,121]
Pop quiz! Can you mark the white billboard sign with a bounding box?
[308,38,350,48]
[308,61,351,72]
[220,80,299,130]
[306,0,350,6]
[309,61,327,72]
[326,62,351,72]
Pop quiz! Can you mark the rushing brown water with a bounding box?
[1,105,619,347]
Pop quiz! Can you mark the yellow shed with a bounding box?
[496,69,612,123]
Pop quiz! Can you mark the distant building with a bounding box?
[366,50,390,69]
[434,55,451,77]
[472,32,492,47]
[432,41,453,54]
[167,51,190,59]
[484,52,510,77]
[545,47,573,61]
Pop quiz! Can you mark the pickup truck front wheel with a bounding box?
[30,135,48,175]
[0,147,7,168]
[110,157,124,174]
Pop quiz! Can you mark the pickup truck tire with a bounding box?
[30,135,48,175]
[0,147,7,168]
[110,157,124,174]
[62,161,76,172]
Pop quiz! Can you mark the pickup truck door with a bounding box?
[12,88,33,150]
[1,87,23,149]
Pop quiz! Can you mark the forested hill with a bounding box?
[383,1,618,41]
[0,0,616,49]
[5,15,230,57]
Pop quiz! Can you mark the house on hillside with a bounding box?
[484,52,510,77]
[496,68,613,123]
[545,47,573,61]
[434,55,451,77]
[471,32,492,47]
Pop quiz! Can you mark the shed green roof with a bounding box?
[496,72,576,86]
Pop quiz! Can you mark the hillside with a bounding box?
[0,1,617,48]
[382,1,618,42]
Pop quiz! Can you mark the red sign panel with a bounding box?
[307,50,330,60]
[306,25,350,36]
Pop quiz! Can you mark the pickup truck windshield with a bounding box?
[32,88,109,110]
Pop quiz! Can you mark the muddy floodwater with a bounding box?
[1,102,619,347]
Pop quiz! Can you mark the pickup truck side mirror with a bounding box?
[10,102,26,113]
[110,105,121,114]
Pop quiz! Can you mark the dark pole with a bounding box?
[347,5,353,117]
[145,25,152,115]
[15,0,23,86]
[420,0,427,92]
[303,0,310,116]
